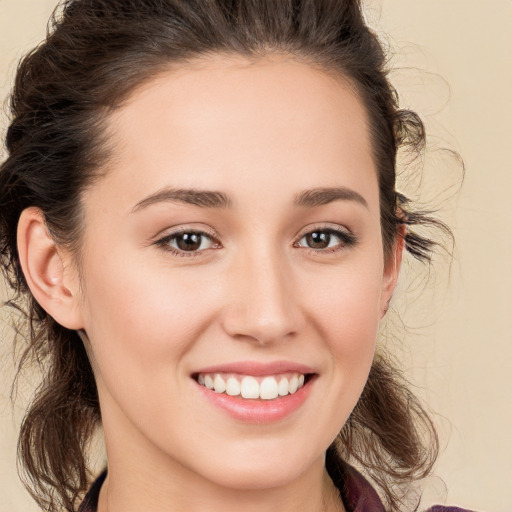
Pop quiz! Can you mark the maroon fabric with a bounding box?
[78,464,475,512]
[78,469,106,512]
[335,464,476,512]
[339,463,387,511]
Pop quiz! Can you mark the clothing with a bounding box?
[78,463,475,512]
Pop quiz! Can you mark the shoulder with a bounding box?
[329,457,478,512]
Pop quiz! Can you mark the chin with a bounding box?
[210,465,305,491]
[193,445,318,491]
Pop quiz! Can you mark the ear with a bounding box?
[17,207,84,330]
[380,224,406,318]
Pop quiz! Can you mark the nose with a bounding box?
[221,247,304,346]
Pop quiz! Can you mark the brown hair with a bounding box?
[0,1,448,510]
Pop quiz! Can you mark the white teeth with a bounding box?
[196,372,308,400]
[278,377,289,396]
[225,377,241,396]
[289,375,299,394]
[204,375,214,389]
[241,376,260,399]
[213,374,226,393]
[260,376,279,400]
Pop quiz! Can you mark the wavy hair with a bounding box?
[0,1,451,510]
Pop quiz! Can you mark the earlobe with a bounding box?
[17,207,84,330]
[380,224,406,318]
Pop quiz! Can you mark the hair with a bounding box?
[0,1,450,511]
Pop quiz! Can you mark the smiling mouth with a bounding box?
[192,372,316,400]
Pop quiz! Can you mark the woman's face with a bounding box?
[74,54,399,490]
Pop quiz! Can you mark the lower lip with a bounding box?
[194,376,316,423]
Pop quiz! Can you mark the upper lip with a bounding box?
[192,360,317,377]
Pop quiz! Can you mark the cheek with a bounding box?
[305,262,383,348]
[79,249,222,396]
[302,259,383,410]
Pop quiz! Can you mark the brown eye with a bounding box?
[304,231,332,249]
[296,228,357,252]
[175,232,203,251]
[157,230,219,255]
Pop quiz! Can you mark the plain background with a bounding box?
[0,1,511,511]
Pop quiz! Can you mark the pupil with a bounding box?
[307,231,330,249]
[177,233,201,251]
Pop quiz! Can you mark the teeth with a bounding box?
[260,376,279,400]
[241,376,260,399]
[289,375,299,394]
[196,372,308,400]
[204,375,214,389]
[225,377,241,396]
[278,377,289,396]
[213,374,226,393]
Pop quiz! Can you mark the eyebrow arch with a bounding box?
[131,185,367,213]
[294,187,368,209]
[131,187,233,213]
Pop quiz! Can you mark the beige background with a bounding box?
[1,1,511,511]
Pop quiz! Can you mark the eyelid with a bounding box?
[293,223,358,252]
[154,225,219,242]
[294,222,354,241]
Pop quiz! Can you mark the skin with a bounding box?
[17,54,403,512]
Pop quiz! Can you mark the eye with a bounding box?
[295,227,357,252]
[155,229,220,256]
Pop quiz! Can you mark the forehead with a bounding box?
[93,53,377,212]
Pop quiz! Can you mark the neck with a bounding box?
[98,463,344,512]
[97,426,345,512]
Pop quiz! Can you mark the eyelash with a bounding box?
[294,227,358,254]
[154,227,220,258]
[154,226,358,258]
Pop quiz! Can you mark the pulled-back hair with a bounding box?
[0,1,448,510]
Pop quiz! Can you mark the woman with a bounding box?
[0,1,473,511]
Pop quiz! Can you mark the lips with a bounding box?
[192,360,316,377]
[191,361,318,422]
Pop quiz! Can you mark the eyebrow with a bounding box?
[294,187,368,209]
[131,188,233,212]
[130,185,367,212]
